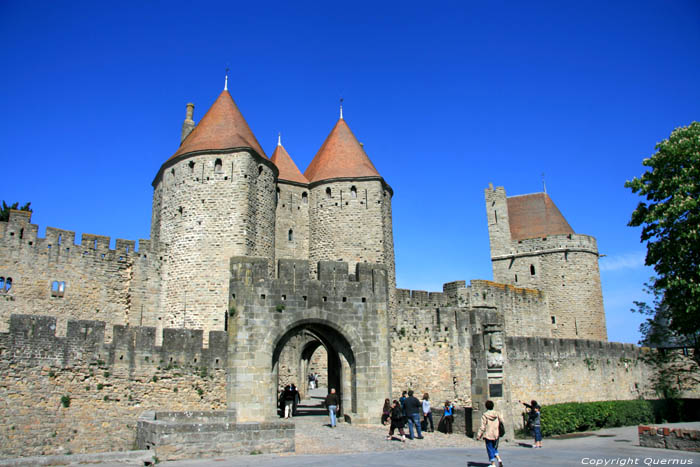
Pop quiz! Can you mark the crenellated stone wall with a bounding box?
[0,211,161,340]
[0,314,227,457]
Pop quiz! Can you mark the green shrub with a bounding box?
[532,400,656,437]
[60,395,71,408]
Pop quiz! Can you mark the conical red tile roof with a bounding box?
[169,90,266,160]
[271,144,308,184]
[506,193,574,241]
[304,119,380,183]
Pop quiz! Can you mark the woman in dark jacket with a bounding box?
[386,400,407,442]
[381,398,391,425]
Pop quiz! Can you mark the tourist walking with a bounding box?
[386,400,407,442]
[324,388,339,428]
[422,393,434,432]
[404,390,424,440]
[282,385,294,419]
[476,400,505,467]
[381,398,392,425]
[520,399,543,448]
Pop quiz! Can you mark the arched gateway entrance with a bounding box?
[226,257,391,424]
[273,323,356,417]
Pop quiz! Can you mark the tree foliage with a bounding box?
[0,201,32,222]
[625,121,700,360]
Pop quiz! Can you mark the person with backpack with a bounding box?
[520,399,542,448]
[476,400,505,467]
[386,399,407,442]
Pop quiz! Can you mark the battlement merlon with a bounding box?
[229,257,388,300]
[2,211,158,255]
[491,233,599,260]
[4,314,227,368]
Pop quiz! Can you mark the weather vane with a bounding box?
[224,67,230,91]
[340,97,344,119]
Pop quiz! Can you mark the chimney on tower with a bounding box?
[181,102,195,143]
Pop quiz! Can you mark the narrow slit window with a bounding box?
[326,187,332,199]
[288,229,293,242]
[5,278,12,292]
[530,264,536,275]
[302,192,308,204]
[215,158,223,173]
[351,186,357,198]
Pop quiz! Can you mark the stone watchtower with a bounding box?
[150,88,278,335]
[485,185,607,340]
[303,114,397,307]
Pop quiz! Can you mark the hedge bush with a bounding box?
[522,400,654,437]
[519,399,700,437]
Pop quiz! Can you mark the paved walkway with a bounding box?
[81,390,700,466]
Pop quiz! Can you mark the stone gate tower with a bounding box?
[485,185,607,340]
[304,116,397,306]
[150,89,278,335]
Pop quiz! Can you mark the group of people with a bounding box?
[378,392,542,467]
[474,399,542,467]
[382,391,457,442]
[278,384,300,418]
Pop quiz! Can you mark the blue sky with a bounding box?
[2,1,699,344]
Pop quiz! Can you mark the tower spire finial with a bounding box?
[224,67,229,91]
[339,97,344,120]
[542,172,547,194]
[277,132,282,147]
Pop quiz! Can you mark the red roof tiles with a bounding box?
[304,119,380,184]
[169,90,266,160]
[507,193,574,241]
[270,144,308,184]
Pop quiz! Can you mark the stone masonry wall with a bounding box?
[504,336,653,429]
[392,288,471,406]
[464,280,551,338]
[0,314,227,458]
[274,181,309,264]
[0,211,161,340]
[151,151,277,341]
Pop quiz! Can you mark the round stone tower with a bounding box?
[270,136,310,263]
[485,185,607,341]
[151,88,277,336]
[303,115,396,305]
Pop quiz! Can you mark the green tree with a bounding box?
[625,122,700,363]
[0,201,32,222]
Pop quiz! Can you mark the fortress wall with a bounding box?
[0,212,160,339]
[274,182,310,264]
[151,151,276,339]
[0,314,227,458]
[390,300,472,406]
[504,336,653,428]
[465,280,551,338]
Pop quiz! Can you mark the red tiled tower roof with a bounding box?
[169,90,266,160]
[270,143,308,184]
[304,119,380,184]
[507,193,574,241]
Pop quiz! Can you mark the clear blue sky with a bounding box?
[2,1,699,344]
